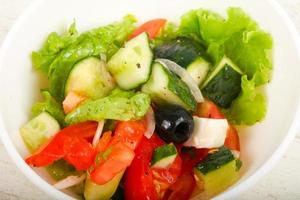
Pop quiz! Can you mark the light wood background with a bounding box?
[0,0,300,199]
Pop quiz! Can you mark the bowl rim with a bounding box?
[0,0,300,199]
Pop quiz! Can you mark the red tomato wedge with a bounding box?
[152,156,182,198]
[90,120,147,185]
[63,91,86,114]
[63,136,97,170]
[124,135,164,200]
[90,142,135,185]
[110,120,146,150]
[196,100,224,119]
[129,19,167,40]
[163,173,196,200]
[95,131,112,153]
[224,125,240,151]
[180,148,209,173]
[25,122,97,170]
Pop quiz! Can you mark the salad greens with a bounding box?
[31,90,65,126]
[176,7,272,125]
[224,75,267,125]
[22,6,273,200]
[33,15,136,102]
[65,89,151,125]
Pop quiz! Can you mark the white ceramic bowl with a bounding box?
[1,0,300,199]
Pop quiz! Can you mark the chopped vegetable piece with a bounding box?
[151,143,178,168]
[65,57,116,100]
[194,159,239,199]
[196,100,224,119]
[65,89,151,125]
[25,122,97,170]
[90,142,135,185]
[202,57,243,108]
[195,147,234,175]
[84,171,124,200]
[124,135,164,200]
[224,125,240,151]
[129,19,167,39]
[142,62,197,111]
[95,131,112,153]
[20,112,60,152]
[107,33,153,90]
[63,92,86,114]
[31,91,65,127]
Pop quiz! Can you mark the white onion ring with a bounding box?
[53,174,86,190]
[144,107,155,139]
[92,120,105,147]
[156,58,204,103]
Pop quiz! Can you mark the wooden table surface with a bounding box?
[0,0,300,199]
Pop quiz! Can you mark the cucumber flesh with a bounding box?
[186,57,210,86]
[65,57,115,99]
[20,112,60,152]
[151,143,177,168]
[141,62,197,111]
[107,33,153,90]
[84,171,124,200]
[195,147,235,175]
[194,159,239,199]
[201,57,243,108]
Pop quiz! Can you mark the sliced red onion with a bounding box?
[53,174,86,190]
[144,107,155,139]
[156,59,204,103]
[231,150,240,158]
[92,120,105,147]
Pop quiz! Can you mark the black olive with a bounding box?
[155,104,194,143]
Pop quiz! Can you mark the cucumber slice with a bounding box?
[154,37,207,68]
[141,62,197,111]
[194,159,240,199]
[84,171,124,200]
[65,57,115,99]
[186,57,211,86]
[201,57,243,108]
[151,143,177,168]
[107,33,153,90]
[195,147,234,175]
[20,112,60,152]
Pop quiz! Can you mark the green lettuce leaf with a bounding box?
[178,7,272,124]
[225,31,273,86]
[152,22,178,47]
[32,22,78,75]
[33,15,136,102]
[65,89,151,125]
[31,90,65,126]
[224,76,267,125]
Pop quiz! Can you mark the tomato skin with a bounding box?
[180,148,209,174]
[64,136,96,170]
[25,122,97,170]
[163,173,196,200]
[90,142,135,185]
[196,100,224,119]
[124,135,164,200]
[95,131,112,152]
[90,120,147,185]
[129,19,167,39]
[152,156,182,198]
[224,125,240,151]
[110,121,146,150]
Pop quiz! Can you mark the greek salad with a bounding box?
[21,7,272,200]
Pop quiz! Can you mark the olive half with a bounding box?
[154,104,194,144]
